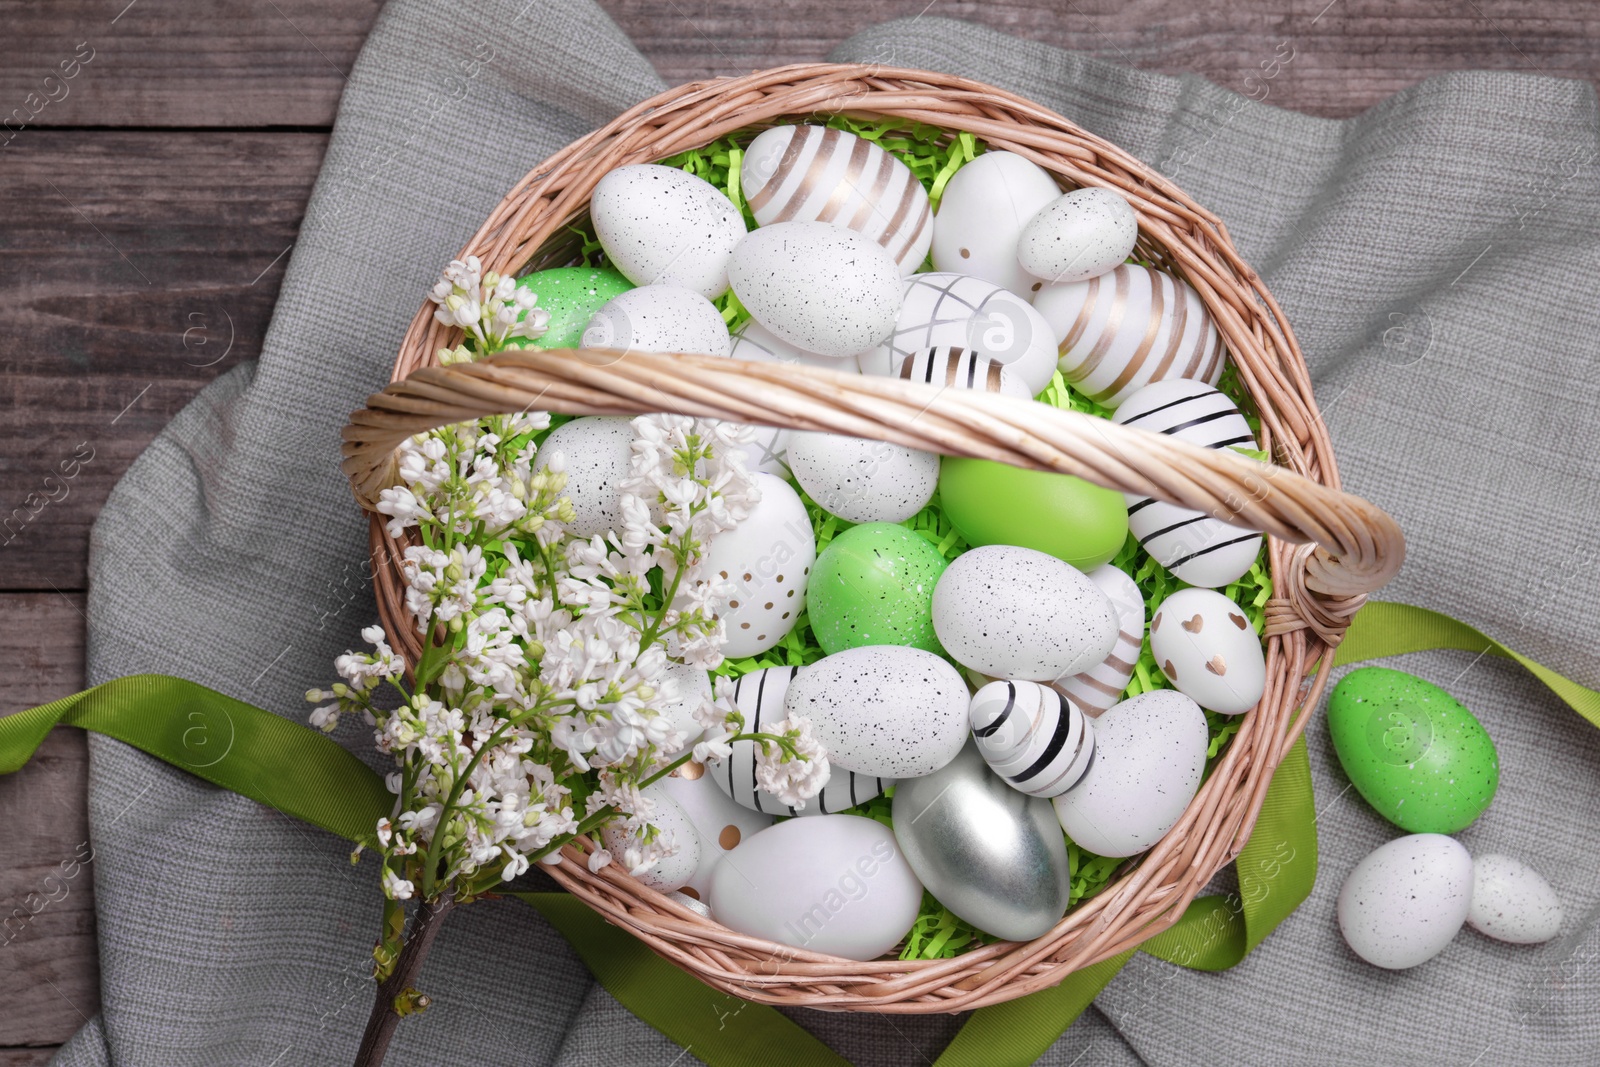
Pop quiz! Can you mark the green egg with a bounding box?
[807,522,949,655]
[1327,666,1499,834]
[937,456,1128,572]
[513,267,633,350]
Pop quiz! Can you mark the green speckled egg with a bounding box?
[1327,667,1499,834]
[807,522,949,655]
[514,267,633,349]
[938,457,1128,572]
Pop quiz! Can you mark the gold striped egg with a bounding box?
[1050,564,1145,717]
[740,124,932,276]
[1033,263,1226,409]
[896,345,1031,399]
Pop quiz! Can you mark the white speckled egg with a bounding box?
[1017,187,1139,284]
[932,151,1062,300]
[970,680,1096,797]
[1035,263,1226,408]
[741,125,932,276]
[600,783,701,893]
[728,221,901,358]
[707,815,924,960]
[531,416,633,538]
[656,768,774,899]
[1149,588,1265,716]
[590,163,747,298]
[1467,853,1563,944]
[896,345,1032,399]
[785,431,938,524]
[931,545,1118,681]
[857,272,1058,394]
[1338,834,1473,969]
[1111,379,1263,588]
[709,665,893,816]
[699,473,814,657]
[581,283,731,358]
[1052,689,1207,857]
[784,645,969,778]
[654,660,712,756]
[1051,564,1145,718]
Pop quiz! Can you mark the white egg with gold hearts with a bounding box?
[1148,587,1265,716]
[740,124,933,276]
[1034,263,1225,408]
[1111,379,1264,588]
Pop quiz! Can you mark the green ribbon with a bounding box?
[2,601,1596,1066]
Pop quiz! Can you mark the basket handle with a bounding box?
[342,349,1404,643]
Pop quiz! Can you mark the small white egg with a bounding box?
[532,416,634,538]
[590,163,747,298]
[728,221,901,358]
[1052,689,1207,857]
[1467,853,1563,944]
[1148,588,1266,716]
[857,272,1059,394]
[784,645,970,778]
[931,544,1119,681]
[741,124,932,276]
[1017,187,1139,284]
[1338,834,1473,969]
[699,472,814,658]
[785,431,938,524]
[581,284,731,358]
[932,151,1062,300]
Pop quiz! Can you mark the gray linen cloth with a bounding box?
[56,2,1600,1064]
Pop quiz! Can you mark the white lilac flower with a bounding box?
[753,714,831,810]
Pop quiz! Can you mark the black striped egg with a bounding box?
[708,665,893,816]
[1033,263,1226,408]
[896,345,1031,399]
[1111,379,1264,588]
[1051,564,1145,717]
[969,680,1095,798]
[740,124,932,276]
[857,272,1059,394]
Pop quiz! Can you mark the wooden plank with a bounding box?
[0,1,1593,129]
[0,594,98,1048]
[0,0,382,130]
[0,1051,62,1066]
[600,0,1600,117]
[0,130,325,591]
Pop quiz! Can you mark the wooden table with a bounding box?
[1,1,1594,1060]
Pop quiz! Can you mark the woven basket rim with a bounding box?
[345,62,1403,1013]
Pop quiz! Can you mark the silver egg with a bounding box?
[891,741,1072,941]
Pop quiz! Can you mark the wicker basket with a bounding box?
[341,64,1404,1013]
